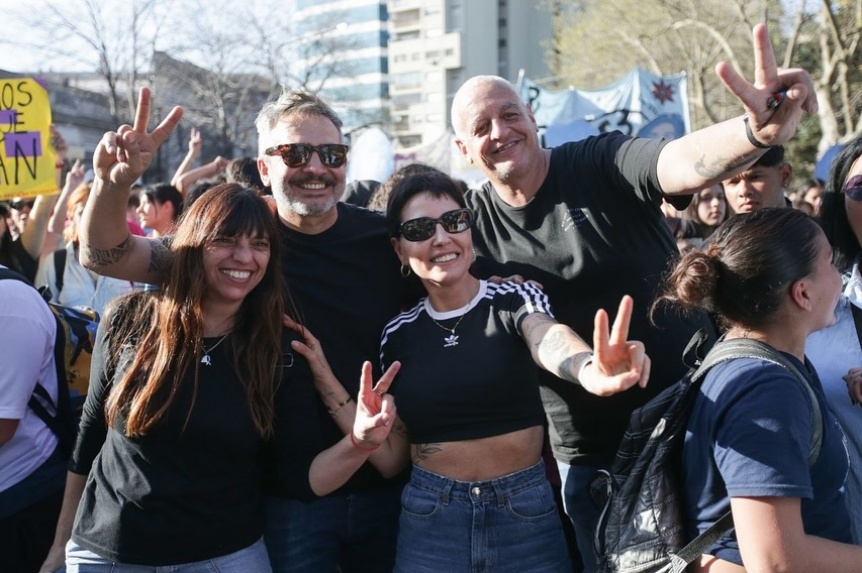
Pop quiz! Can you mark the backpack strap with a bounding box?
[0,266,73,456]
[694,338,822,464]
[53,247,66,296]
[670,337,824,570]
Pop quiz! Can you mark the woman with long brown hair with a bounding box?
[37,183,397,573]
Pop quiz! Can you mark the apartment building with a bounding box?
[387,0,551,146]
[292,0,390,133]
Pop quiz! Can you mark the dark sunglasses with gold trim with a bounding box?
[399,208,475,242]
[264,143,350,169]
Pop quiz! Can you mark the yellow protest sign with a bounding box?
[0,78,57,200]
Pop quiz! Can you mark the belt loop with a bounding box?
[441,479,453,506]
[493,479,506,508]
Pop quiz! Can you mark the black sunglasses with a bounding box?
[399,208,475,242]
[10,199,35,210]
[264,143,349,169]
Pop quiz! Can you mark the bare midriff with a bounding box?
[410,425,545,481]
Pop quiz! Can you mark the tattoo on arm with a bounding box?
[82,234,132,268]
[537,330,580,381]
[694,150,762,180]
[147,238,171,275]
[521,313,556,347]
[412,443,442,463]
[556,355,580,382]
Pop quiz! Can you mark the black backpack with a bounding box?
[0,267,81,457]
[592,329,823,573]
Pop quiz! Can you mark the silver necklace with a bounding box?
[430,313,466,348]
[201,333,230,366]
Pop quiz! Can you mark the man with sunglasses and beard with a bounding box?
[450,24,819,573]
[78,89,411,573]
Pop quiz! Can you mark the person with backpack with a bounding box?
[0,264,68,573]
[35,182,141,318]
[658,208,861,571]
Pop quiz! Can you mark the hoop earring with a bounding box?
[400,264,412,278]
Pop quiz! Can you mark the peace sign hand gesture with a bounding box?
[352,361,401,450]
[580,295,651,397]
[94,87,183,188]
[716,23,818,148]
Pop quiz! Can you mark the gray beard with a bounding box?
[282,195,337,217]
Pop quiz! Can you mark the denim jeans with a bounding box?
[65,537,271,572]
[394,460,572,573]
[557,461,605,573]
[263,484,402,573]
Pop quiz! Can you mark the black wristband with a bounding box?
[743,115,776,149]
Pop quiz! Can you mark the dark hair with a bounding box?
[384,166,468,237]
[682,186,727,233]
[656,208,821,329]
[752,145,785,168]
[143,183,184,222]
[106,183,289,439]
[0,202,15,271]
[369,163,436,213]
[819,134,862,270]
[226,157,266,193]
[185,181,217,209]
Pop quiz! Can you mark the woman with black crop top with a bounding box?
[293,167,652,573]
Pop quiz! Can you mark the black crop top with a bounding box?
[380,281,548,444]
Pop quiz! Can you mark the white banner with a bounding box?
[519,68,690,145]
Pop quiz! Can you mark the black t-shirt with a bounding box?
[380,280,547,444]
[70,316,287,565]
[278,202,414,492]
[466,133,715,465]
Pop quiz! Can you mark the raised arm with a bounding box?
[170,126,202,187]
[657,23,818,195]
[521,295,650,396]
[175,156,229,198]
[308,360,404,496]
[19,192,58,260]
[78,87,182,284]
[285,316,410,480]
[41,159,85,257]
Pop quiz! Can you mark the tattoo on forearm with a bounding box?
[147,238,171,275]
[522,313,555,346]
[694,149,761,179]
[412,443,442,463]
[538,330,580,382]
[556,355,578,382]
[82,234,132,268]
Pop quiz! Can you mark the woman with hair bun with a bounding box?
[657,208,861,572]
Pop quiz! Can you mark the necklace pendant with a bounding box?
[443,334,459,347]
[201,354,212,366]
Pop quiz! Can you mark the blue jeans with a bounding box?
[263,485,401,573]
[395,460,572,573]
[557,461,605,573]
[65,537,271,572]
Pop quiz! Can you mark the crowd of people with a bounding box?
[1,22,860,573]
